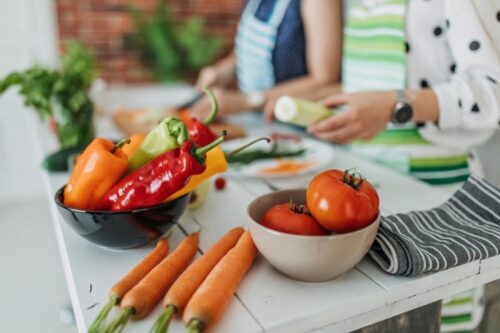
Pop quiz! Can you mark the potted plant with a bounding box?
[0,42,97,171]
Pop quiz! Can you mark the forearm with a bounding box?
[213,52,237,87]
[264,75,339,102]
[406,89,440,123]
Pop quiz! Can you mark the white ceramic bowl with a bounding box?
[247,189,380,282]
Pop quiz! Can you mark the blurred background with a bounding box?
[0,1,499,332]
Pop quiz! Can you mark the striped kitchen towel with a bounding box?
[369,175,500,276]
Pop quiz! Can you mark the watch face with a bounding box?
[394,102,413,124]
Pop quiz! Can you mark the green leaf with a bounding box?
[0,41,97,148]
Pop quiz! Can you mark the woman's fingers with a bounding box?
[312,123,363,144]
[263,100,276,123]
[320,93,350,108]
[195,67,217,89]
[308,110,352,133]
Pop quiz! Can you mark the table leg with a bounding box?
[354,301,442,333]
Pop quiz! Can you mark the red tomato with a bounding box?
[260,203,328,236]
[306,169,379,233]
[214,177,226,191]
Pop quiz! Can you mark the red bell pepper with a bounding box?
[98,132,226,211]
[179,89,218,147]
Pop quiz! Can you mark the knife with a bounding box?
[174,91,204,111]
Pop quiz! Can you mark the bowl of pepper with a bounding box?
[54,115,226,250]
[54,89,269,250]
[55,186,191,250]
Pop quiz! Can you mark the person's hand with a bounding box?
[195,66,219,89]
[308,91,396,144]
[263,98,278,123]
[189,88,249,120]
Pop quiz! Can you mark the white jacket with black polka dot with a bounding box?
[406,0,500,150]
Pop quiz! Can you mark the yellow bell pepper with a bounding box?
[166,146,228,201]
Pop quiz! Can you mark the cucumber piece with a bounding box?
[274,96,333,127]
[42,143,88,172]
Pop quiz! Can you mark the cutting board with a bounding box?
[112,107,246,140]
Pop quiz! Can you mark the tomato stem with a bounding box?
[288,196,309,215]
[343,169,364,191]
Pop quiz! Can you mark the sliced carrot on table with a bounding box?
[103,233,200,333]
[183,231,257,333]
[150,228,244,333]
[259,160,317,175]
[88,239,168,333]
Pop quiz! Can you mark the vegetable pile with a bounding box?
[63,90,269,212]
[260,169,380,235]
[89,228,257,333]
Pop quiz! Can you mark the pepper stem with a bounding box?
[194,130,227,159]
[102,306,133,333]
[186,319,205,333]
[111,138,131,154]
[202,88,218,125]
[88,296,118,333]
[226,137,271,158]
[167,118,189,145]
[149,305,176,333]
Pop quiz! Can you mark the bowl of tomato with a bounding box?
[247,170,380,282]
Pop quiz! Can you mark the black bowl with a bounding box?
[54,186,191,250]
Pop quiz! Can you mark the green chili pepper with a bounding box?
[127,117,188,172]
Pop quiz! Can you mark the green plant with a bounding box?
[0,41,97,148]
[126,1,223,82]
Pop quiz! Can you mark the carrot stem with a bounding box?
[87,296,118,333]
[149,305,176,333]
[103,307,133,333]
[186,319,205,333]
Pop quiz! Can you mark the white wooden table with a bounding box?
[31,85,500,333]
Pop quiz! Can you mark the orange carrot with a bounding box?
[88,239,168,333]
[103,233,200,333]
[183,231,257,333]
[150,228,244,333]
[121,134,145,158]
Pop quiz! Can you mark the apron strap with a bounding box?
[268,0,293,27]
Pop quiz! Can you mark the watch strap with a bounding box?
[391,90,414,124]
[395,90,409,105]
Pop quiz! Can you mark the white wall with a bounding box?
[0,0,58,203]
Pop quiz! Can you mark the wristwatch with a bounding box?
[391,90,414,124]
[246,91,266,109]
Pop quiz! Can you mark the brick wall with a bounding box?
[55,0,243,83]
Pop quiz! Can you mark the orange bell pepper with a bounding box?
[167,146,228,201]
[64,138,130,210]
[121,134,144,158]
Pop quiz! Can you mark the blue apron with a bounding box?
[235,0,292,93]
